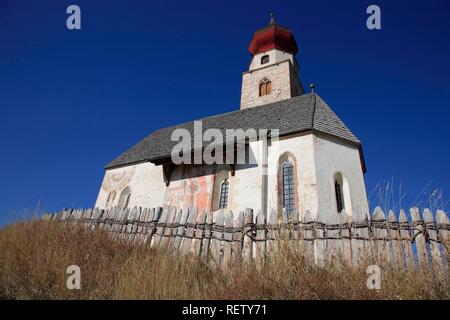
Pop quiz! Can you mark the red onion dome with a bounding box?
[248,14,298,56]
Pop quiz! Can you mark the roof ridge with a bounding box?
[311,92,317,128]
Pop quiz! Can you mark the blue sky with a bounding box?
[1,0,449,225]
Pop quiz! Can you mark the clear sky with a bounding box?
[1,0,449,225]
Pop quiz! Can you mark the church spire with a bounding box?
[269,12,276,26]
[240,16,305,109]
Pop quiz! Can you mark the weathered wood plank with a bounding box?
[436,210,449,270]
[423,209,445,274]
[387,210,402,269]
[302,210,315,262]
[255,210,266,266]
[201,211,214,260]
[146,207,160,245]
[210,210,224,265]
[173,209,188,251]
[152,207,169,247]
[399,209,415,270]
[266,209,278,255]
[231,211,244,263]
[191,209,207,256]
[160,207,177,248]
[181,208,197,255]
[222,211,234,267]
[411,207,428,269]
[339,210,352,266]
[372,207,388,264]
[169,208,183,249]
[242,208,254,262]
[326,211,341,264]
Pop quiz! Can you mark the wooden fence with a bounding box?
[43,206,450,271]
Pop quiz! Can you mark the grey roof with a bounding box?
[106,93,362,169]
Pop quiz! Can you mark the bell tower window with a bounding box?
[259,78,272,96]
[261,55,269,65]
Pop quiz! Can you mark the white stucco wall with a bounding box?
[312,135,369,222]
[95,162,165,210]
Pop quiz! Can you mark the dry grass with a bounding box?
[0,220,448,300]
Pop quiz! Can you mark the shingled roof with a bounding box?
[105,93,363,170]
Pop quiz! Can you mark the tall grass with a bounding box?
[0,220,448,299]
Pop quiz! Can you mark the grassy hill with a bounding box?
[0,220,448,299]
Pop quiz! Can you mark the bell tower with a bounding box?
[240,14,304,109]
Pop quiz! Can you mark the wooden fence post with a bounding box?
[146,207,160,245]
[255,210,266,266]
[222,211,234,267]
[152,206,169,247]
[267,209,278,255]
[411,207,428,269]
[423,209,445,274]
[210,210,224,265]
[326,211,341,263]
[231,211,244,263]
[90,208,102,230]
[161,207,177,248]
[387,210,402,269]
[399,209,414,271]
[436,210,449,254]
[191,209,206,256]
[302,210,314,262]
[351,207,367,266]
[372,207,388,265]
[243,208,254,263]
[339,210,352,266]
[436,210,449,271]
[126,207,138,243]
[181,208,197,254]
[312,212,325,267]
[173,209,188,250]
[168,208,182,249]
[201,211,214,260]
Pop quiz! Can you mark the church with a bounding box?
[95,15,369,222]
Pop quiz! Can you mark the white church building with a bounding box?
[95,15,369,222]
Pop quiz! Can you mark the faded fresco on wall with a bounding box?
[163,165,213,214]
[102,166,136,193]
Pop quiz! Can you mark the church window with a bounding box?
[261,55,269,65]
[106,191,116,207]
[219,179,229,209]
[334,173,349,214]
[118,186,131,208]
[335,181,344,213]
[282,161,295,214]
[259,78,272,96]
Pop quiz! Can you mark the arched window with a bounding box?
[282,161,295,214]
[334,173,350,214]
[259,78,272,96]
[219,180,229,209]
[106,191,116,207]
[261,55,269,65]
[118,186,131,208]
[335,180,344,213]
